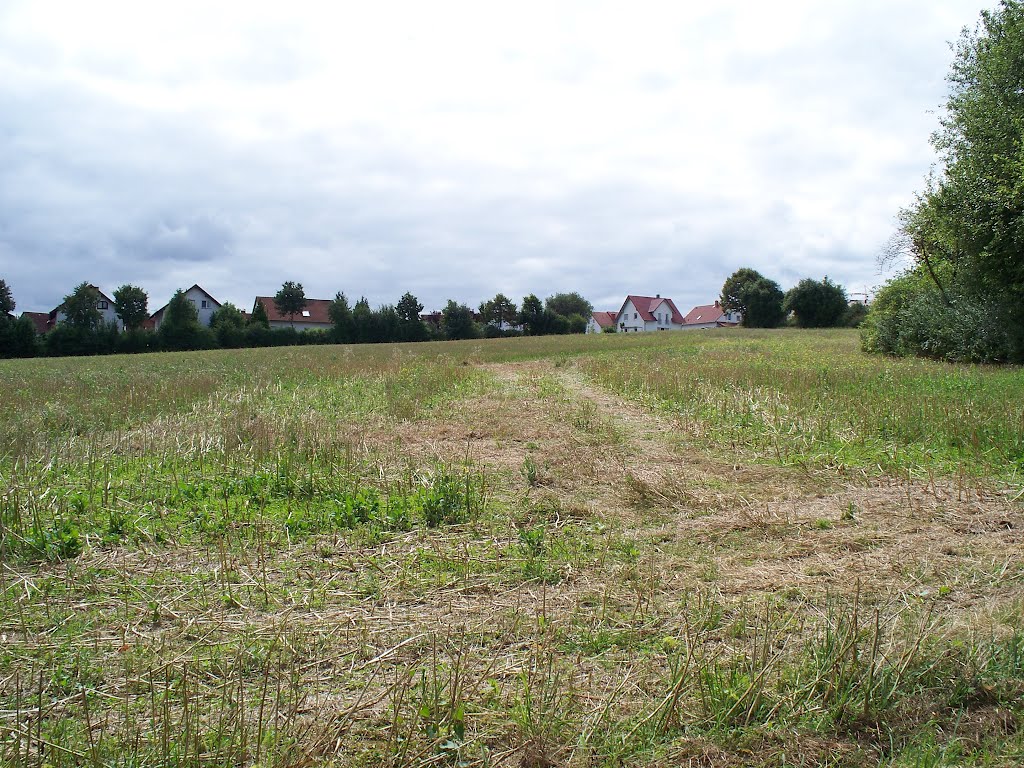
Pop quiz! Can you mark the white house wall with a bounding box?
[183,287,220,327]
[616,299,686,332]
[617,299,643,332]
[54,303,122,331]
[267,319,333,331]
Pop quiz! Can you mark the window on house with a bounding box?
[201,300,208,308]
[189,299,196,306]
[301,310,311,317]
[633,312,637,319]
[99,301,108,309]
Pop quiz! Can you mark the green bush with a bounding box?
[45,322,119,357]
[116,328,158,354]
[862,270,1020,363]
[0,315,40,358]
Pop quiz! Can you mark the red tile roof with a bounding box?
[20,312,50,334]
[591,311,618,328]
[683,302,741,326]
[618,295,685,325]
[254,296,333,324]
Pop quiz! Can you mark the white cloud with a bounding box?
[0,0,991,314]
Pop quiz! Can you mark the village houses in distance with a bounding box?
[19,284,741,336]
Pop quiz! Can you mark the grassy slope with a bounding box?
[0,329,1022,767]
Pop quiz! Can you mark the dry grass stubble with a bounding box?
[2,356,1022,765]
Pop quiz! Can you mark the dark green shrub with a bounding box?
[862,269,1018,363]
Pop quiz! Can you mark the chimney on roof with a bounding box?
[656,294,660,298]
[715,300,720,307]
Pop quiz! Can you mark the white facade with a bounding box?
[51,288,122,330]
[615,297,685,332]
[150,284,222,329]
[586,311,618,334]
[183,285,221,327]
[617,298,644,332]
[267,315,333,331]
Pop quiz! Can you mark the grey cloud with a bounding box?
[116,215,235,263]
[0,2,983,319]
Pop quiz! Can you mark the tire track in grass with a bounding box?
[553,362,1024,613]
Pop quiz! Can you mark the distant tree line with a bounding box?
[720,269,865,329]
[0,279,594,359]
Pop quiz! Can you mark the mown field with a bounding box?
[1,329,1022,767]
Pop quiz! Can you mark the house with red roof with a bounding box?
[682,300,742,329]
[586,311,618,334]
[253,296,333,331]
[20,312,51,335]
[614,295,687,332]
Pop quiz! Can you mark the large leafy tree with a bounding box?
[545,292,592,319]
[518,294,545,335]
[61,283,103,331]
[440,300,480,340]
[113,284,148,330]
[882,2,1024,361]
[720,269,785,328]
[396,292,428,342]
[159,289,210,350]
[479,293,518,327]
[720,268,761,317]
[783,277,848,328]
[925,2,1024,295]
[274,281,307,326]
[396,292,423,324]
[210,302,246,329]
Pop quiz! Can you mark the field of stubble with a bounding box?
[1,329,1022,767]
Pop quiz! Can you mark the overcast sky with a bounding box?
[0,1,990,315]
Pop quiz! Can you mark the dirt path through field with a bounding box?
[540,361,1024,616]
